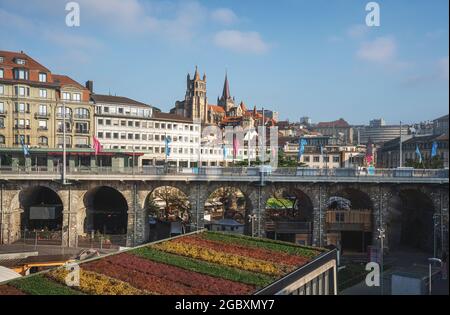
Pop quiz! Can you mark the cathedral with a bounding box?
[171,67,274,129]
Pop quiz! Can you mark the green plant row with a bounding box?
[131,247,275,288]
[9,275,83,295]
[203,231,323,258]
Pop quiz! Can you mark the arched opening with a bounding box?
[19,186,63,241]
[84,186,128,236]
[144,186,191,241]
[204,187,249,235]
[388,189,434,253]
[264,187,313,245]
[325,188,373,253]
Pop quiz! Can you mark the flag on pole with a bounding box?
[431,141,438,158]
[365,137,373,164]
[222,143,227,160]
[232,134,239,159]
[415,145,422,163]
[164,136,172,158]
[19,136,30,157]
[298,139,307,160]
[92,136,102,155]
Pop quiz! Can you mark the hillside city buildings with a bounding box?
[0,50,448,170]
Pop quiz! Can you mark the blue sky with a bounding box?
[0,0,448,124]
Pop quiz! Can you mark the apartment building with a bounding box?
[0,50,93,150]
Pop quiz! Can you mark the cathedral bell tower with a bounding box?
[218,72,235,112]
[185,66,208,123]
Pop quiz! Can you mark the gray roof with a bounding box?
[91,94,151,107]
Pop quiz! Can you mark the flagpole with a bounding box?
[62,102,67,184]
[399,121,403,168]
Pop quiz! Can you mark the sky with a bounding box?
[0,0,448,125]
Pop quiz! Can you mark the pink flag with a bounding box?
[233,134,239,159]
[93,136,102,155]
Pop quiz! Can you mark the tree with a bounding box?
[404,156,444,169]
[146,186,190,222]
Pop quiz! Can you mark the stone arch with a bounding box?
[18,185,64,232]
[386,187,435,253]
[143,183,192,241]
[203,182,255,235]
[325,186,375,253]
[263,183,315,244]
[83,185,129,235]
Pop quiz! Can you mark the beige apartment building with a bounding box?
[0,50,93,151]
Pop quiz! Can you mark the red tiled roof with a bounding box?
[316,118,350,128]
[52,74,87,90]
[208,105,225,113]
[0,50,50,72]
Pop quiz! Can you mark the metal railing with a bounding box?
[0,166,448,179]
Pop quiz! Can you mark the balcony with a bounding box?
[37,127,48,131]
[0,110,7,117]
[14,126,31,130]
[35,112,50,119]
[56,114,72,119]
[74,114,90,120]
[325,210,372,232]
[57,128,72,133]
[75,129,90,134]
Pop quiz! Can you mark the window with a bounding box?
[38,104,47,115]
[57,106,71,118]
[0,118,4,128]
[0,57,3,63]
[313,156,320,163]
[0,102,4,114]
[38,120,47,130]
[15,103,28,113]
[0,85,3,95]
[0,135,5,144]
[98,119,103,125]
[39,89,47,98]
[15,86,29,96]
[0,69,3,78]
[14,68,28,80]
[38,136,48,145]
[98,132,104,138]
[303,156,310,162]
[333,156,340,163]
[75,122,89,133]
[134,134,140,140]
[72,93,81,102]
[62,92,71,100]
[16,58,26,65]
[105,119,111,126]
[75,108,89,119]
[120,120,126,126]
[103,106,109,113]
[135,121,140,128]
[128,121,133,127]
[38,73,47,82]
[128,133,133,140]
[105,132,111,139]
[323,156,329,162]
[113,133,119,139]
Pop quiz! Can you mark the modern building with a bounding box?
[91,89,202,168]
[433,114,449,136]
[356,124,409,145]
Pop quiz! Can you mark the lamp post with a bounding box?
[428,258,442,295]
[377,227,385,295]
[248,213,257,237]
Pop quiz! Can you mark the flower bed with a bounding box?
[83,253,254,295]
[47,268,145,295]
[202,231,322,258]
[9,275,82,295]
[152,239,290,276]
[132,247,274,287]
[0,285,26,295]
[181,235,309,266]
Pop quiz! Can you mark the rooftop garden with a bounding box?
[0,231,326,295]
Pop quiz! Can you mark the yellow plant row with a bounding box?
[153,241,291,276]
[47,268,147,295]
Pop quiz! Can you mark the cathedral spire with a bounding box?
[222,71,231,100]
[194,65,200,80]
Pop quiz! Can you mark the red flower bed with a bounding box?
[0,285,26,295]
[181,235,309,267]
[83,253,254,295]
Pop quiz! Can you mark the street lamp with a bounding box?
[377,227,385,295]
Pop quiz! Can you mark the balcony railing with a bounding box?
[75,129,89,134]
[74,114,90,119]
[35,112,50,119]
[265,220,311,233]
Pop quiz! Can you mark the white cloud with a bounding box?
[356,36,397,63]
[347,24,368,39]
[213,30,269,54]
[438,56,449,81]
[211,8,238,25]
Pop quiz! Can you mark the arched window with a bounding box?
[38,136,48,145]
[0,135,5,144]
[75,107,90,119]
[57,106,72,118]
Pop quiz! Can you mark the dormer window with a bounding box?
[15,58,26,65]
[39,73,47,82]
[0,57,4,63]
[13,68,28,80]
